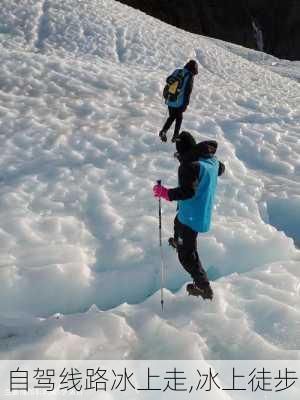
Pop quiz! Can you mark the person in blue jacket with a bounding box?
[153,131,225,300]
[159,60,198,143]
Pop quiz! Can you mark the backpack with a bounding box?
[163,69,185,103]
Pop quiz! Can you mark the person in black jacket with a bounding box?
[159,60,198,143]
[153,131,225,300]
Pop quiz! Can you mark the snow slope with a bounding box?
[0,0,299,360]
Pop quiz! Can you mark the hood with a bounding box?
[176,131,197,155]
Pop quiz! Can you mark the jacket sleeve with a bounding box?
[168,162,199,201]
[182,75,193,108]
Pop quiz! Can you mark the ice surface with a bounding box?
[0,0,299,360]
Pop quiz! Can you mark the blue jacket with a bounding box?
[166,68,193,109]
[177,157,219,232]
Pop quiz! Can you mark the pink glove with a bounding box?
[153,184,170,201]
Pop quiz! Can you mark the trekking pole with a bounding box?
[157,180,165,311]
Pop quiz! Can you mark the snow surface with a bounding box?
[0,0,299,360]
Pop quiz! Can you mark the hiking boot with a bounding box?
[159,130,167,142]
[186,282,214,300]
[171,133,180,143]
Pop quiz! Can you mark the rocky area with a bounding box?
[117,0,300,60]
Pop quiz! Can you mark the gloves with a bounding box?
[153,184,170,201]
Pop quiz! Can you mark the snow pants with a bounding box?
[162,107,183,137]
[174,215,209,288]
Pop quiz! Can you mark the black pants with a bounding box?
[174,215,209,288]
[162,107,183,136]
